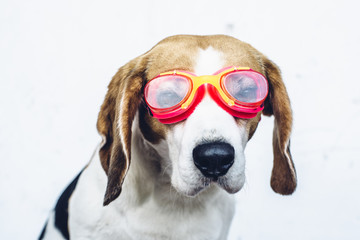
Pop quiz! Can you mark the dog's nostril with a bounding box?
[192,142,235,178]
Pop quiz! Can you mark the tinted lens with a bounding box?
[223,71,268,104]
[144,75,190,109]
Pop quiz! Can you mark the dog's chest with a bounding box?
[96,202,229,240]
[69,150,234,240]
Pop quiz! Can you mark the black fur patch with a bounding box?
[54,170,83,239]
[38,221,47,239]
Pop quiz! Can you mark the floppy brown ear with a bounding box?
[97,60,145,206]
[262,57,297,195]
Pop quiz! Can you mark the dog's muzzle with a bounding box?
[192,142,234,179]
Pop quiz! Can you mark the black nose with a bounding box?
[193,142,235,179]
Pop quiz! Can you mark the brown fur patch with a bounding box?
[261,56,297,195]
[138,103,167,144]
[235,113,262,141]
[97,57,147,205]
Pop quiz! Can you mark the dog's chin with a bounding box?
[216,176,245,194]
[172,177,211,198]
[172,175,245,198]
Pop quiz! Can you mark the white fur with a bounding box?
[284,141,296,182]
[44,47,253,240]
[194,47,225,75]
[117,91,130,173]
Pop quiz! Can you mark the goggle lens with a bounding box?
[144,75,190,111]
[222,71,268,105]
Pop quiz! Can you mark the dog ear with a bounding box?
[262,57,297,195]
[97,60,145,206]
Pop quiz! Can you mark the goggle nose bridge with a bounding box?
[186,74,236,108]
[178,74,228,110]
[191,75,220,87]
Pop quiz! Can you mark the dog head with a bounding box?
[97,35,296,206]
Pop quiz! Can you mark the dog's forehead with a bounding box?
[145,35,265,79]
[194,47,224,76]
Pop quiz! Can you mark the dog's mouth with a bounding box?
[182,174,242,197]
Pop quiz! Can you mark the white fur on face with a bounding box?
[166,47,249,197]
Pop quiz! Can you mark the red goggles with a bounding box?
[144,67,268,124]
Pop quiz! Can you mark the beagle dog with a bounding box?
[40,35,296,240]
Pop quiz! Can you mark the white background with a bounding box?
[1,0,360,239]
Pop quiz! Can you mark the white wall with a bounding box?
[1,0,359,239]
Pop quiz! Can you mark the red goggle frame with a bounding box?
[144,67,268,124]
